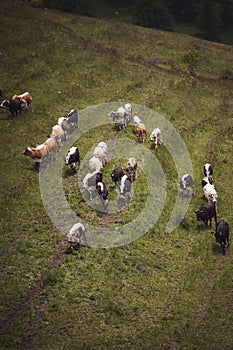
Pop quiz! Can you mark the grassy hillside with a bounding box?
[0,1,233,349]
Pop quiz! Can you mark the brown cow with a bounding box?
[23,144,49,167]
[44,137,58,161]
[135,123,147,143]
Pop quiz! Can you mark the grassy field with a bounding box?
[0,1,233,349]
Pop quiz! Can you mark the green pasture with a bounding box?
[0,1,233,349]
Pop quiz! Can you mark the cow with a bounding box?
[179,174,194,196]
[22,144,49,167]
[57,116,68,135]
[202,175,213,187]
[1,95,21,117]
[213,220,230,255]
[17,92,33,110]
[194,202,217,227]
[93,145,107,167]
[50,124,66,150]
[133,115,141,127]
[89,156,103,172]
[66,109,78,131]
[111,166,124,186]
[150,128,163,149]
[203,183,218,203]
[135,123,147,143]
[66,223,86,250]
[119,175,132,204]
[83,170,103,200]
[44,137,58,162]
[125,157,138,181]
[96,181,109,211]
[98,141,108,155]
[204,163,213,178]
[108,106,129,130]
[64,146,80,173]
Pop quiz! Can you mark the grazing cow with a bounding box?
[23,144,49,166]
[108,106,129,130]
[66,109,78,131]
[50,125,66,150]
[203,183,218,203]
[194,202,217,227]
[17,92,33,110]
[150,128,163,149]
[83,170,103,200]
[133,115,141,126]
[202,175,213,187]
[67,223,86,249]
[89,156,103,172]
[1,95,21,117]
[135,123,147,143]
[119,175,132,203]
[96,181,109,211]
[111,166,124,186]
[64,146,80,173]
[213,220,230,255]
[179,174,194,196]
[93,145,107,167]
[204,163,213,178]
[125,157,138,181]
[44,137,58,161]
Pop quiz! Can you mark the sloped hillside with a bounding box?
[0,1,233,349]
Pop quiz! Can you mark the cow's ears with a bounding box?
[193,210,197,214]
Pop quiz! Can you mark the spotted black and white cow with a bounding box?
[66,109,78,131]
[119,175,132,202]
[83,170,103,201]
[64,147,80,173]
[96,181,109,211]
[180,174,194,196]
[108,104,132,130]
[204,163,213,178]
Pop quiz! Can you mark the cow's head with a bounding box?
[194,209,203,221]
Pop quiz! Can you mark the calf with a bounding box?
[111,166,124,186]
[213,220,230,255]
[135,123,147,143]
[150,128,163,149]
[125,157,137,181]
[96,181,109,211]
[203,183,218,203]
[83,170,103,200]
[194,202,217,227]
[179,174,194,196]
[64,146,80,173]
[67,223,86,250]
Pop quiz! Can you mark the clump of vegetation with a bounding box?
[182,49,202,75]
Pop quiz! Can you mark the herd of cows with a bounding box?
[0,94,230,254]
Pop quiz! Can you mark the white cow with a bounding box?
[83,170,103,200]
[67,223,86,249]
[50,125,66,150]
[125,157,138,181]
[150,128,163,149]
[203,183,218,203]
[93,145,107,166]
[89,156,103,172]
[133,115,141,127]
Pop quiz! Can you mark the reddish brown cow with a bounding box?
[135,123,147,143]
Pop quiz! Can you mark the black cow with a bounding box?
[213,220,230,255]
[194,202,217,227]
[64,146,80,173]
[111,166,124,186]
[1,95,22,117]
[66,109,78,131]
